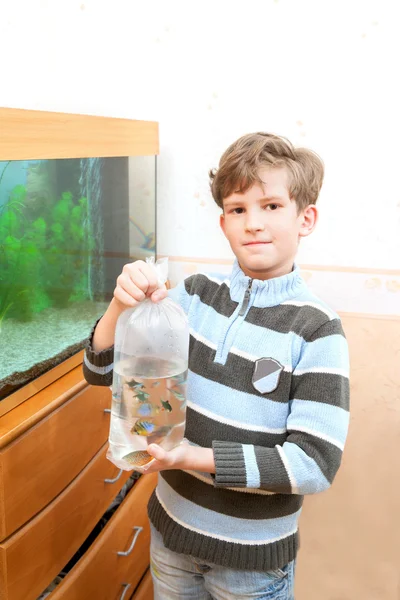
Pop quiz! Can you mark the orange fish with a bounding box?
[123,450,153,467]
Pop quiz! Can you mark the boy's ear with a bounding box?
[298,205,318,238]
[219,212,227,237]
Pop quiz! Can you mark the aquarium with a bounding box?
[0,155,156,400]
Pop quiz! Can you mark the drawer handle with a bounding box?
[117,526,143,556]
[119,583,131,600]
[104,408,111,414]
[104,469,123,484]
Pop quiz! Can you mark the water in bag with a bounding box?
[107,258,189,470]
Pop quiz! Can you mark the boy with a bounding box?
[83,132,350,599]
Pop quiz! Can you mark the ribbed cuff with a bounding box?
[212,441,247,488]
[85,317,114,367]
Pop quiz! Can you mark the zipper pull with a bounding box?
[238,279,253,316]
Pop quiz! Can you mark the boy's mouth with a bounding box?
[243,241,271,246]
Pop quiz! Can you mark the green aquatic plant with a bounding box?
[0,246,17,331]
[45,192,92,307]
[0,166,96,325]
[24,217,50,315]
[46,191,75,307]
[0,287,28,332]
[0,190,32,322]
[0,194,41,322]
[0,184,27,228]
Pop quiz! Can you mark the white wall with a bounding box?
[1,0,399,313]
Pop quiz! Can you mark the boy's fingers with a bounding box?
[116,274,146,302]
[121,260,158,292]
[123,263,150,292]
[147,444,166,461]
[114,286,140,308]
[136,262,159,296]
[115,261,165,308]
[151,285,167,303]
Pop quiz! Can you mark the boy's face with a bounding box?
[220,167,317,280]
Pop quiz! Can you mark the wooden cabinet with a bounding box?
[133,570,154,600]
[0,386,112,540]
[0,364,156,600]
[50,474,155,600]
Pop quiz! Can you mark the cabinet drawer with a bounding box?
[49,472,157,600]
[0,443,132,600]
[0,384,111,541]
[132,569,153,600]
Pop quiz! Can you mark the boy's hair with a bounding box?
[209,132,324,212]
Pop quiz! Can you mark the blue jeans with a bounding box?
[150,525,295,599]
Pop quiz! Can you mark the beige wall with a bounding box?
[296,315,400,599]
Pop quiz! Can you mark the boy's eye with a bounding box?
[265,204,279,210]
[232,207,244,214]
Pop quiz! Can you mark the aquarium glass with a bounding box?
[0,155,156,400]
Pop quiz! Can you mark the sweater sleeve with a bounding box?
[212,318,350,495]
[82,318,115,387]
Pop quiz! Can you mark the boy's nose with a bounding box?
[245,216,265,232]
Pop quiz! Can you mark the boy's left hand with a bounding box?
[135,441,216,475]
[138,440,191,474]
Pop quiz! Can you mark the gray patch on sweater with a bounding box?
[252,358,283,394]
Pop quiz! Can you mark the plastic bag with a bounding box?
[107,257,189,471]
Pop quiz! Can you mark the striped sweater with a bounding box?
[83,260,350,571]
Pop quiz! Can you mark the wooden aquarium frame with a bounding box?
[0,107,159,160]
[0,107,159,417]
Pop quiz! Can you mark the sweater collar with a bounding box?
[229,259,306,308]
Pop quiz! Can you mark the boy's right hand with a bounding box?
[113,260,167,310]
